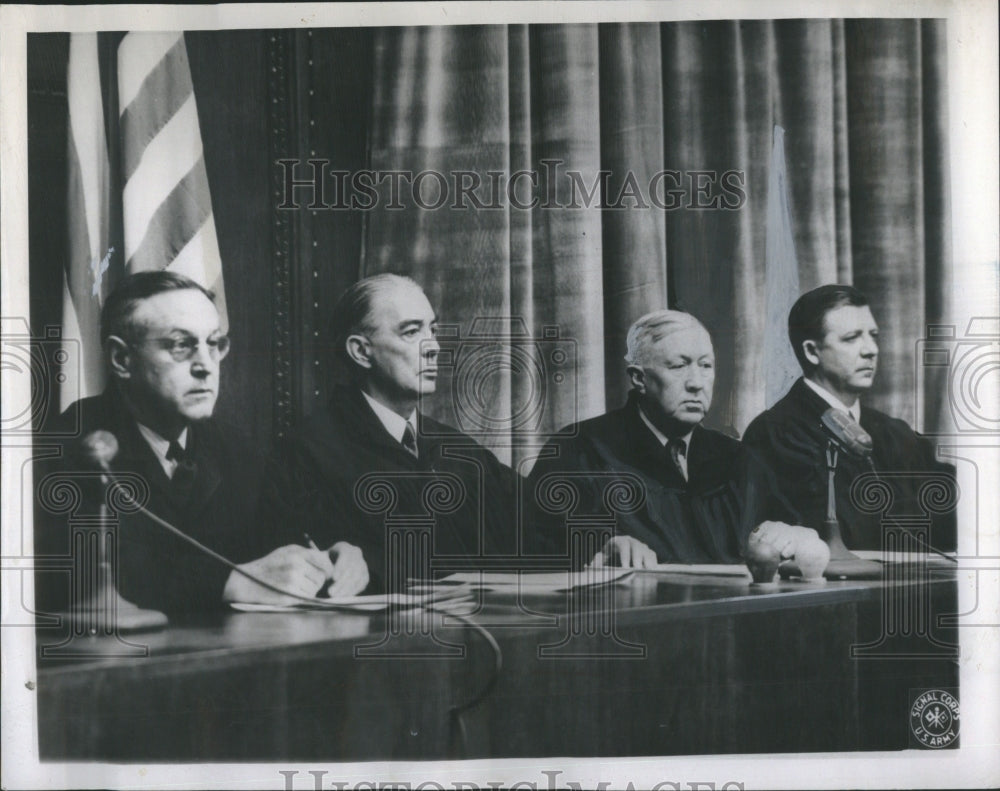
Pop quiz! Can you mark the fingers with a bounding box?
[611,536,657,569]
[751,522,823,561]
[303,547,337,579]
[326,542,370,598]
[633,541,657,569]
[616,537,633,568]
[248,545,330,601]
[595,537,657,569]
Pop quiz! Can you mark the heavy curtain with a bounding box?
[359,20,949,468]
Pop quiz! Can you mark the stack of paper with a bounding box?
[229,584,474,613]
[639,563,752,578]
[853,549,957,565]
[438,568,633,592]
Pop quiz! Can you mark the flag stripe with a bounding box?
[170,218,229,332]
[67,33,109,273]
[64,136,107,402]
[63,33,113,410]
[764,125,802,408]
[121,94,203,256]
[119,38,193,182]
[128,158,213,273]
[117,32,183,110]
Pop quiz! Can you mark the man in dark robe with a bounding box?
[34,271,367,615]
[268,274,516,589]
[742,284,956,552]
[525,309,808,568]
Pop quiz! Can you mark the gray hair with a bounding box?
[624,309,709,366]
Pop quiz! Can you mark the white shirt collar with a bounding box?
[135,423,187,478]
[803,377,861,422]
[637,405,695,451]
[361,390,416,444]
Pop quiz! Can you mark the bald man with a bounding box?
[267,274,516,588]
[526,309,806,567]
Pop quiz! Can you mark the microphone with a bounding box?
[65,431,169,634]
[81,430,119,473]
[820,408,873,458]
[818,408,957,567]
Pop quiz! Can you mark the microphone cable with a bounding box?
[103,471,388,611]
[863,458,958,565]
[109,468,507,749]
[88,433,507,752]
[422,600,503,759]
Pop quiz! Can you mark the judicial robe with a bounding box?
[742,378,957,551]
[524,392,798,564]
[267,386,516,588]
[34,389,279,613]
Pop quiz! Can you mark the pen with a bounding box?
[303,532,320,551]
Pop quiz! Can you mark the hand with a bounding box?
[749,521,819,560]
[222,544,336,604]
[324,541,369,597]
[591,535,657,569]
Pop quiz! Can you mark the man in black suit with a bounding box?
[36,271,367,614]
[742,284,956,552]
[525,309,810,568]
[270,274,515,588]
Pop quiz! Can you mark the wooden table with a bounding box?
[35,566,959,761]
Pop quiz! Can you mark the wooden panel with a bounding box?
[187,31,276,444]
[36,576,959,760]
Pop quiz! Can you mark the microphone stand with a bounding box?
[820,439,882,579]
[67,467,168,637]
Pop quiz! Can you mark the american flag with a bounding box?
[61,31,226,411]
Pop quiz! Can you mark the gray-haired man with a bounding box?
[527,309,812,568]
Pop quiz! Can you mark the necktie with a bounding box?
[402,423,419,459]
[667,437,688,482]
[166,440,197,500]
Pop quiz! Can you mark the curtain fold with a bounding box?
[599,23,668,408]
[361,19,948,464]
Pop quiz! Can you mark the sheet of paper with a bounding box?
[440,568,633,591]
[229,586,475,612]
[853,550,957,565]
[639,563,752,577]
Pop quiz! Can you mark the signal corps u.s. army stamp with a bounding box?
[909,689,960,749]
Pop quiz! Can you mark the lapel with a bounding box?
[101,391,175,508]
[101,389,222,516]
[792,377,835,422]
[334,387,423,465]
[685,425,731,487]
[182,423,223,515]
[622,395,685,486]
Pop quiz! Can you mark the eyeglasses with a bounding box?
[138,334,231,363]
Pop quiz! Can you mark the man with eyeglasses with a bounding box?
[36,271,368,615]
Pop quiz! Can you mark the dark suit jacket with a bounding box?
[34,389,278,613]
[266,386,517,588]
[524,393,799,564]
[742,378,956,551]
